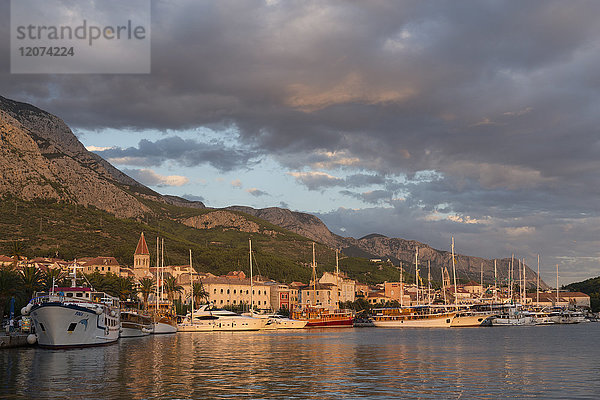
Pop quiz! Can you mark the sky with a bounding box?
[2,1,600,285]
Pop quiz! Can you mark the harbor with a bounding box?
[2,324,599,399]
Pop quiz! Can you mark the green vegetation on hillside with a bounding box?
[564,277,600,312]
[0,197,402,286]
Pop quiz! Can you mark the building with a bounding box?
[528,291,590,308]
[79,256,121,275]
[300,283,338,310]
[200,272,272,310]
[318,271,356,306]
[383,281,412,305]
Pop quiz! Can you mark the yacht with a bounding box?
[371,306,455,328]
[257,314,308,330]
[177,304,264,332]
[450,310,496,327]
[491,306,535,326]
[23,286,120,348]
[292,306,354,328]
[120,310,153,337]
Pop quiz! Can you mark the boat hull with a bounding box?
[178,316,264,332]
[263,318,308,330]
[31,302,119,348]
[152,321,178,334]
[491,316,535,326]
[305,318,354,328]
[373,313,455,328]
[451,313,495,327]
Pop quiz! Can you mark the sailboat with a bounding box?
[291,243,353,328]
[151,237,177,334]
[372,244,456,328]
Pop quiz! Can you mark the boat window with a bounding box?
[66,293,73,297]
[39,322,46,332]
[76,292,83,297]
[67,322,77,332]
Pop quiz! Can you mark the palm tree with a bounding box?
[163,275,183,305]
[193,281,209,305]
[20,266,44,299]
[138,277,155,310]
[116,276,137,301]
[43,267,67,291]
[10,241,24,269]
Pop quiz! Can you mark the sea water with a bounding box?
[1,323,599,399]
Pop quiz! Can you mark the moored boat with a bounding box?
[24,287,120,348]
[450,310,496,327]
[292,306,354,328]
[177,304,264,331]
[258,314,308,330]
[371,306,455,328]
[120,310,152,337]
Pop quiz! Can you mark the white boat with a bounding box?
[256,314,308,330]
[491,307,535,326]
[177,304,264,332]
[451,311,496,327]
[371,306,456,328]
[558,310,588,324]
[120,310,152,337]
[24,287,120,348]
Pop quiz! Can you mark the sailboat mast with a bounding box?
[556,264,559,307]
[426,260,430,305]
[480,263,483,300]
[335,249,340,308]
[522,258,526,304]
[415,247,419,305]
[155,237,159,311]
[441,268,447,306]
[400,262,404,307]
[190,249,194,321]
[494,259,497,304]
[536,254,540,305]
[509,254,514,302]
[451,237,457,308]
[249,238,253,312]
[312,242,316,307]
[161,238,164,303]
[518,259,522,304]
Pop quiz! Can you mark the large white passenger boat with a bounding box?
[24,286,120,348]
[178,305,264,332]
[372,306,456,328]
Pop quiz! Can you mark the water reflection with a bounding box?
[1,325,599,399]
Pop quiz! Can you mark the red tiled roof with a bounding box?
[134,232,150,255]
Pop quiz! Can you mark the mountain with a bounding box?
[0,95,202,218]
[0,95,546,287]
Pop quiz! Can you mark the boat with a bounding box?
[120,310,152,337]
[371,306,456,328]
[491,306,535,326]
[150,237,177,334]
[178,304,264,331]
[257,314,308,330]
[292,306,354,328]
[23,263,120,348]
[450,310,496,327]
[558,309,588,324]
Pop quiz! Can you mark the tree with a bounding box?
[138,277,155,310]
[115,276,137,301]
[20,266,44,299]
[163,275,183,305]
[10,241,24,269]
[193,281,209,305]
[43,267,67,291]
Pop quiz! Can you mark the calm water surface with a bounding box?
[1,324,599,399]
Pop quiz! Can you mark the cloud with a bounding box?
[230,179,242,188]
[288,171,344,190]
[94,136,261,172]
[122,168,189,187]
[246,188,269,197]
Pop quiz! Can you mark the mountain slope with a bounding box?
[0,95,203,218]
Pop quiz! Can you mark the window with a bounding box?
[214,289,217,294]
[220,289,223,294]
[76,292,83,297]
[67,323,77,332]
[233,289,236,294]
[227,289,230,294]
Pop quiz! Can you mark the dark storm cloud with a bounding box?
[2,1,600,282]
[94,136,261,172]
